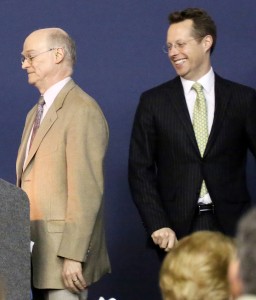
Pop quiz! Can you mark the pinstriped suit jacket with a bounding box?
[129,74,256,239]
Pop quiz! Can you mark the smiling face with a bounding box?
[167,19,212,81]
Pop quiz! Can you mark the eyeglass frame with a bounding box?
[21,48,57,64]
[162,36,205,54]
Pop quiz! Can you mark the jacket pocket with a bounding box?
[47,220,65,233]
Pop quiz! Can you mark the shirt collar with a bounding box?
[42,77,71,105]
[181,67,215,95]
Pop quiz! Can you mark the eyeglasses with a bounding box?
[162,37,204,54]
[21,48,56,64]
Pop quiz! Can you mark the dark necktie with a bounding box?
[192,82,208,197]
[29,96,45,150]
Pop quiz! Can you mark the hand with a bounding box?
[62,258,87,293]
[151,227,177,252]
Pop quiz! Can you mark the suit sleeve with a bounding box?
[245,88,256,155]
[129,93,171,235]
[57,100,109,262]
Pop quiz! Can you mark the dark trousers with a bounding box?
[191,210,220,232]
[32,288,44,300]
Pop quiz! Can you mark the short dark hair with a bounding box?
[168,8,217,54]
[236,208,256,295]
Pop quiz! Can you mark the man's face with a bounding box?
[166,19,211,81]
[21,31,56,93]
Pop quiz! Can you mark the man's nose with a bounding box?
[168,45,179,56]
[21,58,30,69]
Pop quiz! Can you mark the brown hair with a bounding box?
[168,8,217,54]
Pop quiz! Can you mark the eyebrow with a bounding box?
[21,48,38,55]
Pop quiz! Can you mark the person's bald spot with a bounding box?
[24,28,67,47]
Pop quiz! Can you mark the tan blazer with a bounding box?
[16,79,111,289]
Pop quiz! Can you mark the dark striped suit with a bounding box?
[129,74,256,239]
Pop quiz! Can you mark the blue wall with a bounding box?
[0,1,255,299]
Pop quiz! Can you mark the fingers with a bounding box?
[62,259,87,294]
[151,227,177,251]
[165,236,178,252]
[65,276,80,293]
[72,273,87,291]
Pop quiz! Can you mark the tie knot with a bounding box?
[38,96,45,106]
[192,82,203,94]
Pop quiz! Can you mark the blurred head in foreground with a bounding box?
[160,231,235,300]
[228,208,256,299]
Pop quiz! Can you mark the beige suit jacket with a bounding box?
[16,79,111,289]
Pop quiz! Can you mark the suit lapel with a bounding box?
[16,107,37,182]
[166,75,231,157]
[22,79,76,171]
[167,77,199,153]
[23,109,58,170]
[204,74,231,156]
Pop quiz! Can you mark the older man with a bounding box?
[16,28,110,300]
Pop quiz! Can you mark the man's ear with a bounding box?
[54,48,65,63]
[203,35,213,53]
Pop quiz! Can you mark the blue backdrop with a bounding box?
[0,1,255,299]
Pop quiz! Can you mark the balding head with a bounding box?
[26,28,76,67]
[21,27,76,93]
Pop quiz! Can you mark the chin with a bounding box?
[174,66,187,77]
[28,78,36,85]
[177,71,188,79]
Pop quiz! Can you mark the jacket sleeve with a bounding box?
[128,92,171,235]
[57,98,109,262]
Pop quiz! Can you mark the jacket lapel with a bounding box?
[204,74,231,156]
[167,75,231,157]
[16,107,37,183]
[167,77,199,153]
[22,79,76,171]
[23,109,58,170]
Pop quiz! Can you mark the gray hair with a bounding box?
[236,207,256,294]
[47,28,77,67]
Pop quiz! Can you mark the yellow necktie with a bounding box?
[192,82,208,197]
